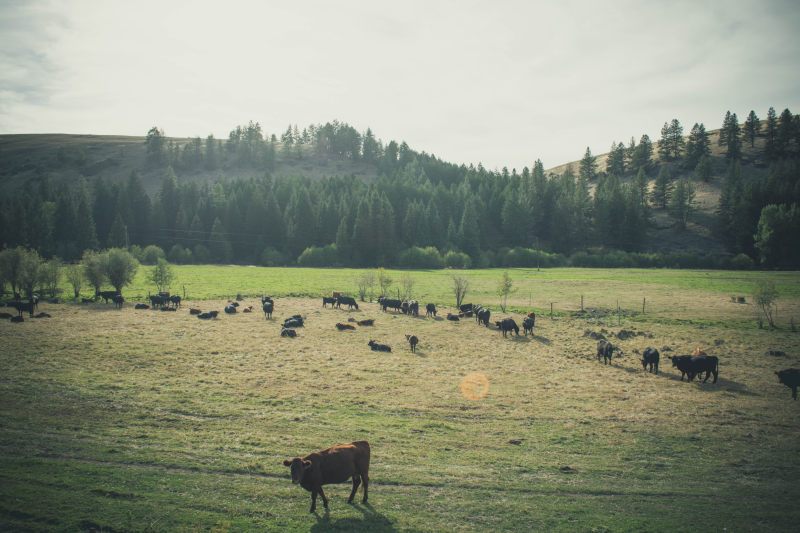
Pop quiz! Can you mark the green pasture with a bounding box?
[112,266,800,327]
[2,267,799,531]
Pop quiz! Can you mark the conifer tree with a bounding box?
[743,110,760,148]
[765,107,778,160]
[651,166,672,209]
[631,134,653,173]
[684,123,711,169]
[777,108,795,157]
[668,177,695,230]
[579,147,597,182]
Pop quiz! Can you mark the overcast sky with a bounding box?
[1,0,799,171]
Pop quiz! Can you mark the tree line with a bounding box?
[1,108,799,271]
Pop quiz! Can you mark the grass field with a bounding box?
[2,267,800,531]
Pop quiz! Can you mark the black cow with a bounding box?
[641,347,660,374]
[459,303,473,313]
[405,334,418,353]
[596,340,617,364]
[263,300,274,319]
[669,355,719,383]
[97,290,119,304]
[446,313,460,321]
[168,295,181,308]
[368,340,391,352]
[281,328,297,338]
[775,368,800,400]
[283,316,304,328]
[149,294,166,309]
[522,315,535,335]
[426,303,437,317]
[134,303,150,309]
[283,440,370,513]
[6,300,35,317]
[197,310,219,320]
[408,301,419,317]
[495,318,519,337]
[262,295,273,304]
[112,294,124,309]
[477,307,491,327]
[224,305,237,314]
[380,298,402,312]
[322,296,336,308]
[337,296,359,310]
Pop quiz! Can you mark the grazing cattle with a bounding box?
[149,294,166,309]
[446,313,460,321]
[189,308,202,315]
[262,295,273,305]
[522,314,535,335]
[281,328,297,338]
[775,368,800,400]
[336,322,356,330]
[6,300,35,317]
[476,307,491,327]
[322,296,336,308]
[405,334,418,353]
[168,295,182,309]
[380,298,403,312]
[459,303,473,313]
[160,306,177,312]
[337,296,359,310]
[263,300,274,319]
[357,319,374,326]
[596,340,616,364]
[641,347,660,373]
[97,290,119,304]
[112,294,124,309]
[401,301,410,314]
[368,340,391,352]
[283,316,304,328]
[283,440,370,513]
[224,305,237,314]
[230,301,240,308]
[198,312,213,319]
[408,301,419,317]
[526,311,535,318]
[135,303,150,310]
[332,291,342,299]
[425,303,437,317]
[495,318,519,337]
[669,355,719,383]
[243,305,254,313]
[0,312,12,319]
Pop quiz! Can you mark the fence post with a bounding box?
[581,295,584,312]
[183,285,186,299]
[642,297,646,314]
[617,300,621,326]
[550,302,553,319]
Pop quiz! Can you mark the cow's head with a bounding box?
[776,371,784,384]
[283,457,312,484]
[669,356,678,366]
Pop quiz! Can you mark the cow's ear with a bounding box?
[283,459,293,467]
[303,459,313,469]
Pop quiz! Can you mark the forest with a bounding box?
[1,107,799,270]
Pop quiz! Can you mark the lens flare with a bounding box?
[461,372,489,400]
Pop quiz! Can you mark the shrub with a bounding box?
[141,245,166,265]
[297,244,340,267]
[259,247,288,267]
[731,253,754,270]
[168,245,192,265]
[397,246,444,269]
[444,251,472,269]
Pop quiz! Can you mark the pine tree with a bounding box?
[658,122,671,161]
[721,111,742,160]
[694,155,713,182]
[631,134,653,173]
[765,107,778,160]
[74,179,98,253]
[651,166,672,209]
[606,142,625,176]
[669,119,685,160]
[743,110,760,148]
[668,177,696,230]
[777,108,794,157]
[208,217,233,264]
[684,123,711,169]
[579,147,597,182]
[107,212,127,248]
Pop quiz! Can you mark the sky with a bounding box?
[1,0,799,171]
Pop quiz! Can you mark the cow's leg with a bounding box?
[310,489,317,513]
[361,471,369,503]
[792,385,797,400]
[711,369,718,384]
[318,486,328,509]
[348,474,361,503]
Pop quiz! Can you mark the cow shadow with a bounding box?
[614,363,755,393]
[413,350,428,358]
[312,503,397,532]
[526,333,551,345]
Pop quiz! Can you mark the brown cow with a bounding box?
[692,348,707,356]
[189,308,202,315]
[405,334,418,353]
[283,440,370,512]
[357,318,374,326]
[336,322,356,330]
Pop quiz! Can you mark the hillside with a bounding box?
[0,120,788,262]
